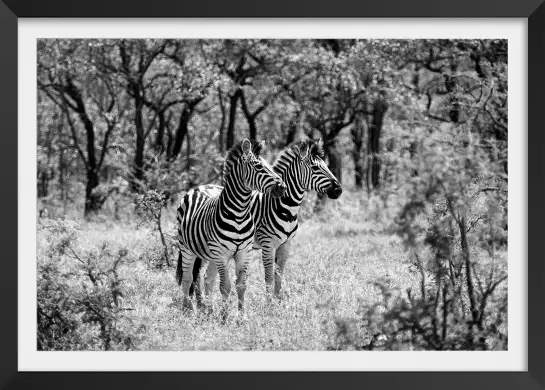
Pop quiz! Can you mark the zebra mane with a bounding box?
[271,139,325,173]
[288,139,325,159]
[222,139,263,185]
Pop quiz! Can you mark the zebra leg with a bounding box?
[261,245,276,294]
[193,264,205,308]
[190,256,203,297]
[204,259,218,296]
[234,250,251,311]
[274,241,291,298]
[179,247,197,311]
[215,258,231,322]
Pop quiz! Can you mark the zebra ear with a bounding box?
[242,138,252,157]
[293,144,310,160]
[300,144,310,159]
[317,138,324,149]
[259,140,266,153]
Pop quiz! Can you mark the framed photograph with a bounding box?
[1,0,541,388]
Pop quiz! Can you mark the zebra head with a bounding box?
[238,139,287,198]
[291,139,342,199]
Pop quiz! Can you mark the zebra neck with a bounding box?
[275,165,307,208]
[218,175,253,221]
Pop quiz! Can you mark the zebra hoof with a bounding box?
[197,301,213,314]
[181,299,194,313]
[274,291,285,301]
[196,298,206,308]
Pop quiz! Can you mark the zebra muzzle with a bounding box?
[326,180,342,199]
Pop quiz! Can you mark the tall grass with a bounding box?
[36,189,506,351]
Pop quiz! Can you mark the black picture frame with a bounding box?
[1,0,540,389]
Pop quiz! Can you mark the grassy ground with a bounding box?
[37,190,506,351]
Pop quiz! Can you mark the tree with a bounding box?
[211,40,307,148]
[294,40,363,209]
[38,40,125,216]
[161,41,215,161]
[36,38,508,218]
[394,39,508,177]
[37,99,62,199]
[99,39,168,191]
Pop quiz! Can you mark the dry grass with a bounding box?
[36,190,506,351]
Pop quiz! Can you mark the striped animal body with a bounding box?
[175,139,286,316]
[192,139,342,298]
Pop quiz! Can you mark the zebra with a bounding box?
[175,138,287,318]
[190,138,342,299]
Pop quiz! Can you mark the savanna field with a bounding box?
[38,191,403,350]
[37,189,507,351]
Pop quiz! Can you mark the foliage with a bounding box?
[37,219,142,350]
[134,189,175,268]
[38,39,507,216]
[328,125,508,351]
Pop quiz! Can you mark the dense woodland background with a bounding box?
[37,39,506,216]
[37,39,508,351]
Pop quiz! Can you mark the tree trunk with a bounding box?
[38,117,57,198]
[166,129,174,158]
[38,171,49,198]
[59,148,65,202]
[57,77,108,216]
[170,105,191,160]
[382,138,395,186]
[239,88,258,140]
[284,119,297,147]
[367,98,389,191]
[226,89,241,150]
[68,85,103,215]
[154,110,166,154]
[131,85,145,191]
[248,116,257,140]
[186,130,194,188]
[459,214,479,328]
[38,138,52,198]
[409,138,420,177]
[217,89,226,154]
[351,115,365,189]
[133,131,145,190]
[84,169,101,216]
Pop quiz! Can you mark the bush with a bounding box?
[328,125,508,351]
[37,219,142,350]
[134,189,176,268]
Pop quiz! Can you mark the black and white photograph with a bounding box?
[35,36,509,354]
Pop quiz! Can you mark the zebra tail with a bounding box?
[176,251,184,286]
[189,257,202,297]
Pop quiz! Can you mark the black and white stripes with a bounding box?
[194,139,342,298]
[175,139,286,316]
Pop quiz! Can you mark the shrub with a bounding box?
[135,189,176,268]
[328,125,508,351]
[37,219,142,350]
